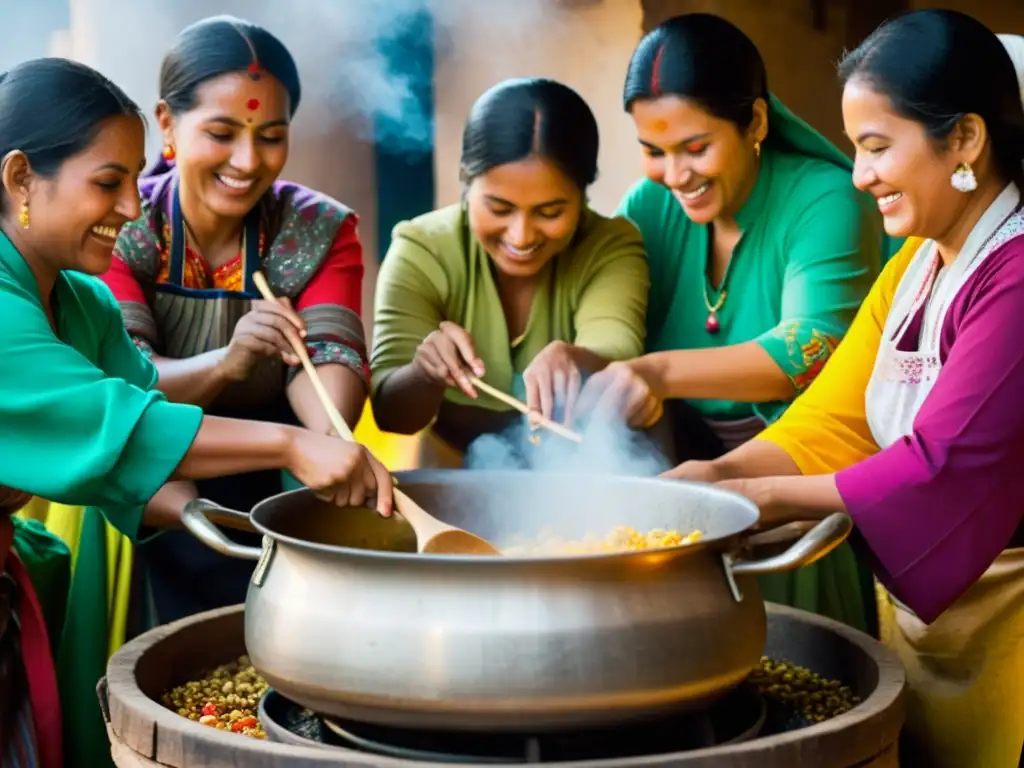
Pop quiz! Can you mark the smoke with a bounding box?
[465,407,672,479]
[8,0,557,157]
[271,0,554,154]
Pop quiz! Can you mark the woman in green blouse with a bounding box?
[371,78,649,468]
[580,14,896,634]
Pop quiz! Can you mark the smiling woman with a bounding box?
[575,13,899,636]
[0,56,392,768]
[88,15,376,634]
[370,78,650,468]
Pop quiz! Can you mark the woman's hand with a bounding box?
[575,361,663,429]
[284,430,394,517]
[522,341,583,424]
[413,321,485,398]
[0,485,32,515]
[221,298,306,381]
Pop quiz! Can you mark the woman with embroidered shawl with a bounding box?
[0,56,391,768]
[579,13,895,634]
[672,15,1024,766]
[370,78,649,468]
[95,16,372,631]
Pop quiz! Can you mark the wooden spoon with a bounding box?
[252,271,500,556]
[467,376,583,444]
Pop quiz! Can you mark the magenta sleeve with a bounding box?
[835,238,1024,623]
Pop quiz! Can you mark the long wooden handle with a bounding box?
[252,272,354,441]
[467,376,583,444]
[251,272,430,521]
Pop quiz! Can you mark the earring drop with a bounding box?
[951,162,977,193]
[754,140,762,158]
[18,200,29,229]
[162,145,176,162]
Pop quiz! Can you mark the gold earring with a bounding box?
[18,200,29,229]
[754,140,762,158]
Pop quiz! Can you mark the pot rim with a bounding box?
[248,469,760,564]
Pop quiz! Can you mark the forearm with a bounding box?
[152,351,233,407]
[172,416,294,480]
[714,439,803,480]
[371,364,447,435]
[287,364,367,434]
[141,480,197,528]
[632,342,795,403]
[766,473,846,518]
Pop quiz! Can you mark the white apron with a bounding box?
[865,185,1024,768]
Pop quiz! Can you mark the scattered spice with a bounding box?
[161,655,269,739]
[749,656,861,723]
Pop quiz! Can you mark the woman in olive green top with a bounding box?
[580,15,897,635]
[371,78,649,467]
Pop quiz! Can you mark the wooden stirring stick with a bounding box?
[251,271,500,556]
[467,376,583,445]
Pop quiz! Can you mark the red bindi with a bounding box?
[246,98,260,111]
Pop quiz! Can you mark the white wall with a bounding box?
[433,0,645,216]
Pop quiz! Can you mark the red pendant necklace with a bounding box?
[702,280,726,334]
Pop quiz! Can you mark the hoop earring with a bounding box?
[18,200,29,230]
[161,145,176,162]
[951,162,977,193]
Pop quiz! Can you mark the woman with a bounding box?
[581,13,892,633]
[0,58,391,768]
[94,16,372,629]
[370,77,650,468]
[670,14,1024,767]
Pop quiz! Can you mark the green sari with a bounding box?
[618,96,896,635]
[0,231,203,767]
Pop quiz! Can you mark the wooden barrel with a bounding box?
[102,604,905,767]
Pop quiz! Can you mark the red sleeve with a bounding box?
[99,255,148,304]
[296,216,364,314]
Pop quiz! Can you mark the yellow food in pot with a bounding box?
[503,526,703,556]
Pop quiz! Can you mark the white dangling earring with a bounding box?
[951,162,978,193]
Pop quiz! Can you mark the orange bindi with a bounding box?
[652,119,668,132]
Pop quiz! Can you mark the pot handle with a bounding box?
[181,499,263,561]
[729,512,852,576]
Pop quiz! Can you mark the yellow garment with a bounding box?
[758,238,921,469]
[758,236,1024,767]
[876,554,1024,767]
[17,502,133,659]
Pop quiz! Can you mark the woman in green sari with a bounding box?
[579,14,895,635]
[0,57,392,768]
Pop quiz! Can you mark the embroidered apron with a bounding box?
[136,185,294,629]
[865,187,1024,768]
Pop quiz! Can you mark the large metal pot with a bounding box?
[181,469,851,731]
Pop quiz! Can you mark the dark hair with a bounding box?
[623,14,767,129]
[839,10,1024,189]
[159,15,301,117]
[460,77,599,190]
[0,58,142,211]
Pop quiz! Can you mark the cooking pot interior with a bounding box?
[252,470,758,555]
